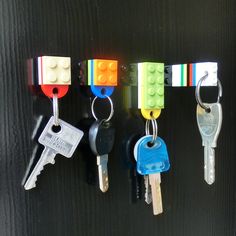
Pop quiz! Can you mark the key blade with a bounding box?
[129,168,142,203]
[149,173,163,215]
[24,148,56,190]
[97,155,109,192]
[144,175,152,204]
[204,146,215,185]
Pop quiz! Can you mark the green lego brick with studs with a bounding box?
[140,62,164,109]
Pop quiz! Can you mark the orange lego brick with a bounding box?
[93,59,118,86]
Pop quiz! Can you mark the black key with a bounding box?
[124,133,143,203]
[89,119,115,192]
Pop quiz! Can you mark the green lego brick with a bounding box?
[141,62,164,109]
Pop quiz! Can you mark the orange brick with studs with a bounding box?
[93,59,118,86]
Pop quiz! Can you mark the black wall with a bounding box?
[0,0,236,235]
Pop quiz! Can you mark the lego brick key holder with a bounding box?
[37,56,71,124]
[79,59,118,117]
[23,56,85,191]
[79,59,118,193]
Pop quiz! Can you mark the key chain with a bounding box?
[89,95,115,192]
[195,72,223,185]
[23,56,84,190]
[79,59,118,192]
[122,61,170,215]
[133,119,170,215]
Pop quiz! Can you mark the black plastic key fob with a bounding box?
[89,120,115,156]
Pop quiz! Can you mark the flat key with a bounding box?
[197,103,222,185]
[144,175,152,204]
[24,117,84,190]
[97,155,109,192]
[149,173,163,215]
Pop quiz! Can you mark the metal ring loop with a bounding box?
[195,71,222,111]
[91,95,114,122]
[53,93,59,126]
[145,119,158,143]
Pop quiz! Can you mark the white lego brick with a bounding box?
[195,62,217,86]
[40,56,71,85]
[172,65,181,87]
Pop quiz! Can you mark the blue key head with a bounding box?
[135,135,170,175]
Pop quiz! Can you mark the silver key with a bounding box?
[97,155,109,192]
[149,173,163,215]
[133,135,165,215]
[197,103,222,185]
[144,175,152,204]
[24,117,84,190]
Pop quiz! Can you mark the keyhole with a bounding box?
[53,87,58,94]
[51,125,61,133]
[101,88,106,95]
[147,141,154,147]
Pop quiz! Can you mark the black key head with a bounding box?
[123,133,142,169]
[89,120,115,156]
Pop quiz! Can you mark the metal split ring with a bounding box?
[145,118,158,143]
[195,72,222,111]
[53,93,59,126]
[91,95,114,122]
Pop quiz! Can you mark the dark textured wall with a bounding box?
[0,0,236,235]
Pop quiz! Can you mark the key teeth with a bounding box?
[24,163,46,190]
[24,155,56,190]
[31,165,45,188]
[48,158,55,165]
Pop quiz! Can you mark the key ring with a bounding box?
[195,71,222,111]
[145,118,158,143]
[91,95,114,122]
[53,93,59,126]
